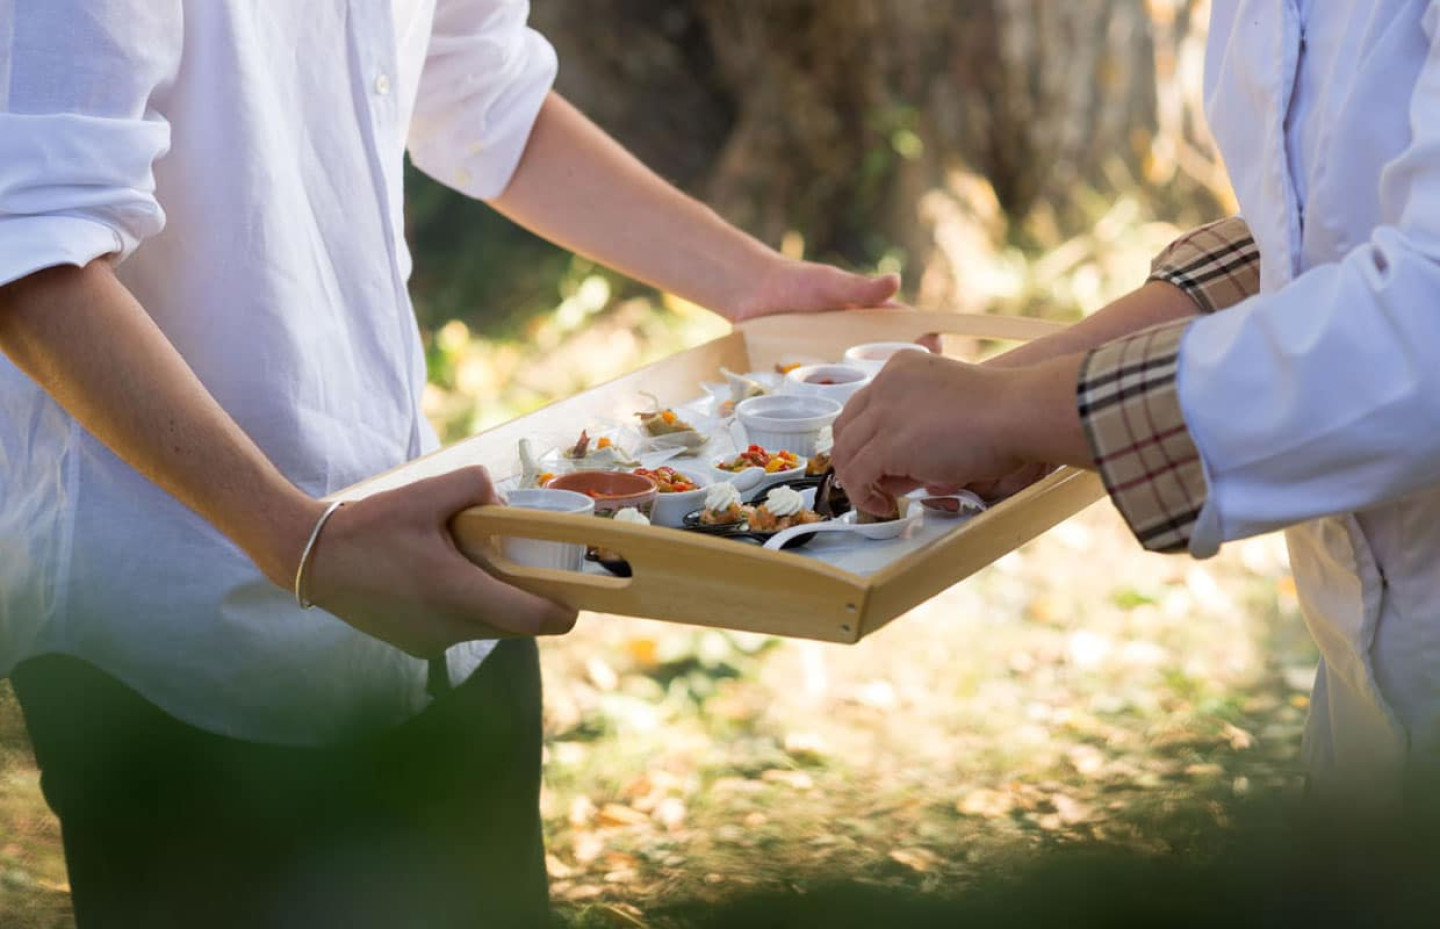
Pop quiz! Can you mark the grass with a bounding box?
[0,506,1317,928]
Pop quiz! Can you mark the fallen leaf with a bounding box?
[625,637,659,667]
[567,884,605,901]
[1066,744,1106,776]
[597,803,652,828]
[570,795,598,828]
[573,832,605,864]
[888,848,939,873]
[1052,793,1092,825]
[654,796,687,831]
[1221,722,1255,750]
[593,902,650,928]
[587,656,620,692]
[958,789,1014,818]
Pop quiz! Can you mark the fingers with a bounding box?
[408,466,498,525]
[438,552,578,637]
[831,403,881,485]
[807,268,901,312]
[835,442,898,517]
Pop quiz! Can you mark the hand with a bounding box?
[299,468,577,657]
[726,257,902,322]
[966,462,1056,502]
[831,351,1092,517]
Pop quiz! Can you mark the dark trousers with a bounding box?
[11,640,549,929]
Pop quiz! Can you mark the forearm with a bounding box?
[0,261,320,585]
[488,93,775,317]
[1003,354,1094,468]
[987,281,1198,369]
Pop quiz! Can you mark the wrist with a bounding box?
[713,243,788,322]
[244,487,329,589]
[1006,355,1093,468]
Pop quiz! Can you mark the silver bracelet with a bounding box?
[294,499,346,610]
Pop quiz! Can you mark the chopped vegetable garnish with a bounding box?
[716,445,800,473]
[633,466,698,493]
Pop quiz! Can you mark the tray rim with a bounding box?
[332,310,1103,642]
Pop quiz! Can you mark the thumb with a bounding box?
[408,466,500,522]
[831,270,901,309]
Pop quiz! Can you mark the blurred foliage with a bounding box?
[406,1,1229,444]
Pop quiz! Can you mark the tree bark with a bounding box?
[531,0,1220,280]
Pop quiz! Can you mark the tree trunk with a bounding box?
[531,0,1222,306]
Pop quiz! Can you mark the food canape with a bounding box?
[746,485,822,533]
[715,366,771,416]
[561,430,639,468]
[806,426,834,476]
[636,407,694,437]
[698,482,745,527]
[635,393,709,453]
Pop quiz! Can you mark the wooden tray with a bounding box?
[335,311,1104,643]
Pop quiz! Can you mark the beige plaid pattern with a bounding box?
[1146,215,1260,314]
[1078,217,1260,552]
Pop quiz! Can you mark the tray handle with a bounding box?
[450,506,871,642]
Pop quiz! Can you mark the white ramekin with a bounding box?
[782,363,873,405]
[734,394,842,457]
[842,341,931,375]
[501,488,595,572]
[647,469,713,528]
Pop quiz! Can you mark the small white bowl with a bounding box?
[734,394,842,457]
[782,363,872,405]
[645,469,713,528]
[843,341,931,375]
[707,461,807,493]
[501,488,595,572]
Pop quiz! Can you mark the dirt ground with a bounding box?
[0,499,1317,927]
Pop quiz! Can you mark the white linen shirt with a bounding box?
[0,0,557,745]
[1180,0,1440,788]
[1183,0,1440,553]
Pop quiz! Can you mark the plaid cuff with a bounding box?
[1148,216,1260,313]
[1077,320,1206,554]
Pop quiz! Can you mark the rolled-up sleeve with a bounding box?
[0,3,181,288]
[1146,216,1261,313]
[1077,217,1260,554]
[407,0,558,200]
[1178,18,1440,558]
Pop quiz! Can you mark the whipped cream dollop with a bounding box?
[761,485,804,517]
[814,425,834,456]
[705,482,743,512]
[613,507,650,526]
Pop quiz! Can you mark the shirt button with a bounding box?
[374,73,391,96]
